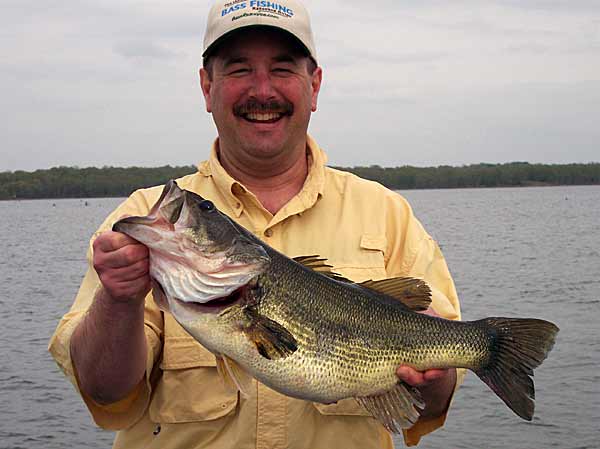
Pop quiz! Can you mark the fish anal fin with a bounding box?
[243,308,298,360]
[216,355,253,398]
[360,277,432,311]
[356,382,424,434]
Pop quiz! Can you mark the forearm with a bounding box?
[70,287,148,405]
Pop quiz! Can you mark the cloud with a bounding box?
[113,40,183,61]
[0,0,598,171]
[312,80,600,167]
[497,0,600,12]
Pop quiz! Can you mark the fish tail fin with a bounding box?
[474,317,559,420]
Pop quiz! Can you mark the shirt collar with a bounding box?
[196,135,327,218]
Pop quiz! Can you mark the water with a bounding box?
[0,186,598,449]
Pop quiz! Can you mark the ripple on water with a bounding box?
[3,189,599,449]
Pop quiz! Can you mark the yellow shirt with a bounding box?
[49,136,463,448]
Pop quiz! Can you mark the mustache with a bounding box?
[233,99,294,116]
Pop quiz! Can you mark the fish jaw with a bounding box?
[149,236,269,306]
[117,219,270,307]
[112,179,185,244]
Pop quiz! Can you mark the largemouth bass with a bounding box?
[113,180,559,433]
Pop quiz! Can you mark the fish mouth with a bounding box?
[170,284,247,314]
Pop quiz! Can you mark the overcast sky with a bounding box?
[1,0,598,171]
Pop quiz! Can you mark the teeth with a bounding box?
[246,112,282,121]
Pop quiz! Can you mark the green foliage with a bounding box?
[1,162,599,200]
[0,165,196,200]
[337,162,600,190]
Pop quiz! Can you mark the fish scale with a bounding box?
[243,248,493,401]
[113,180,559,433]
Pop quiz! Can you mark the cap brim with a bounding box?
[202,24,314,62]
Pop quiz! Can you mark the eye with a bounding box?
[273,67,294,75]
[228,68,250,76]
[199,200,215,211]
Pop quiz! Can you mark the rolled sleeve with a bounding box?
[49,309,162,429]
[48,268,163,429]
[48,188,164,430]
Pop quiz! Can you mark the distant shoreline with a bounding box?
[3,183,599,203]
[1,163,598,200]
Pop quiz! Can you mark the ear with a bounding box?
[199,68,213,113]
[310,66,323,112]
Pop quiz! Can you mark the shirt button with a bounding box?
[264,229,273,238]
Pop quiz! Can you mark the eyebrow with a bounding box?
[272,54,300,64]
[222,56,248,68]
[221,53,301,68]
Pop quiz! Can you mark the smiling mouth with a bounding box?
[234,99,293,124]
[242,112,287,123]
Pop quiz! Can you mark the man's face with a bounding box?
[200,28,322,162]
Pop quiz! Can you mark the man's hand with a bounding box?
[395,307,457,419]
[93,231,151,303]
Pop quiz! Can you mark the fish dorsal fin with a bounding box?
[356,382,425,433]
[360,277,432,311]
[293,255,334,273]
[293,255,351,282]
[216,355,254,398]
[243,308,298,360]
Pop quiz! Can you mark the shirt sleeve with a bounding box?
[48,189,164,430]
[382,190,466,446]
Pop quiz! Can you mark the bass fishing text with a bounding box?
[221,1,294,17]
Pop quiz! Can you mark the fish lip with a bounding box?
[113,215,172,232]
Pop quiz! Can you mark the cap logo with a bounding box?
[205,0,316,61]
[221,1,294,18]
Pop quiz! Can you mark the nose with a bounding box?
[248,69,276,101]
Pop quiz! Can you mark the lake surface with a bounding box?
[0,186,598,449]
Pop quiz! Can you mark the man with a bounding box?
[49,1,462,447]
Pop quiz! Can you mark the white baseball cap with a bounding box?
[203,0,317,62]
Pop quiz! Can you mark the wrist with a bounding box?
[93,287,146,321]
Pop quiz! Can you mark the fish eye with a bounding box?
[199,200,215,211]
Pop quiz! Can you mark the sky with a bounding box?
[1,0,599,171]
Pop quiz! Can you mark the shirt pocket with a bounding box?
[149,328,238,424]
[333,234,388,282]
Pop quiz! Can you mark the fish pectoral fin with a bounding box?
[243,309,298,360]
[360,277,432,311]
[215,356,237,392]
[356,382,425,434]
[216,355,253,398]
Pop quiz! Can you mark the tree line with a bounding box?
[1,162,598,200]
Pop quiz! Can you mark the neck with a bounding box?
[218,141,309,215]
